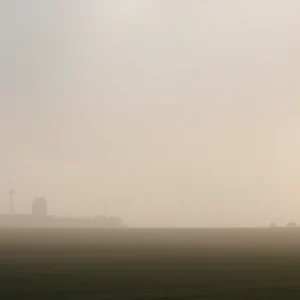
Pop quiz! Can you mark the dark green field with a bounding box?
[1,228,300,299]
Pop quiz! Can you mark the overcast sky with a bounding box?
[1,1,300,226]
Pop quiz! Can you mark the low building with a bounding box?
[287,221,297,228]
[269,222,277,228]
[0,198,125,228]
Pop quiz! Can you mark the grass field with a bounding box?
[0,228,300,299]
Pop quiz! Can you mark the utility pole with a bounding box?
[9,188,15,214]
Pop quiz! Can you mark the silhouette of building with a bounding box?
[0,197,125,228]
[287,221,297,228]
[269,222,277,228]
[32,198,48,217]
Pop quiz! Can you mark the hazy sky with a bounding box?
[1,1,300,226]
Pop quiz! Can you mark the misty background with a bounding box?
[1,0,300,227]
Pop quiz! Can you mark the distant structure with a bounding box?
[269,222,277,228]
[287,221,297,228]
[0,197,125,228]
[8,188,15,214]
[32,197,48,217]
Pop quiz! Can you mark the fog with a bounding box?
[1,1,300,227]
